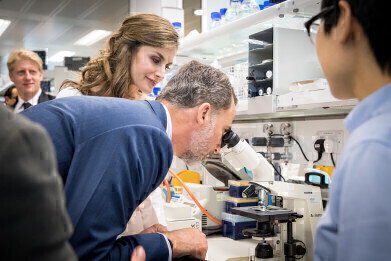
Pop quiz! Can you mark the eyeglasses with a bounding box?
[304,5,335,44]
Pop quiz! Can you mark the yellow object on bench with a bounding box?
[171,170,200,187]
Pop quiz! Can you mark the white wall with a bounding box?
[232,117,349,167]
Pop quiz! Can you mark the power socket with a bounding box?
[315,130,343,154]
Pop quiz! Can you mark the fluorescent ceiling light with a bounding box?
[74,30,112,46]
[0,19,11,37]
[48,51,75,63]
[193,9,203,16]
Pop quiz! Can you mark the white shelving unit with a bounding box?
[176,0,355,119]
[178,0,321,62]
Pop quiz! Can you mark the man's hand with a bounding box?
[163,228,208,260]
[130,246,145,261]
[140,224,168,234]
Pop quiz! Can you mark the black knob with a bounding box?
[256,241,274,258]
[296,245,306,256]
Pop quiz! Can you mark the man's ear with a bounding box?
[335,0,353,44]
[196,103,211,125]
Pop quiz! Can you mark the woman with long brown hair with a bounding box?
[58,13,178,99]
[57,13,179,236]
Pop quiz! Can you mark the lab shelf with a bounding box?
[177,0,320,61]
[176,0,355,120]
[249,61,273,70]
[249,44,274,55]
[234,107,353,122]
[255,78,273,84]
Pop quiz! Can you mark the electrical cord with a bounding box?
[313,139,325,163]
[272,162,286,182]
[168,169,222,226]
[289,136,310,162]
[330,153,336,167]
[313,155,322,163]
[256,152,286,182]
[163,178,171,203]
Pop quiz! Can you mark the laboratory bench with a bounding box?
[207,234,258,261]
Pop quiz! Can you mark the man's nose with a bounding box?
[25,72,32,79]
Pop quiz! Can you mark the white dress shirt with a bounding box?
[14,88,42,113]
[56,87,83,98]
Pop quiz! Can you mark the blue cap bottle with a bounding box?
[220,8,227,16]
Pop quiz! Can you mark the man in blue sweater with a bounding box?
[305,0,391,260]
[22,60,237,261]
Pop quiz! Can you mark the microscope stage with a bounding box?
[231,206,298,222]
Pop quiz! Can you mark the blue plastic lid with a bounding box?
[211,12,221,20]
[220,8,227,15]
[172,22,181,28]
[152,87,161,96]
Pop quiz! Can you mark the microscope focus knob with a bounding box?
[296,245,306,256]
[255,241,274,258]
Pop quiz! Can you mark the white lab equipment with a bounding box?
[220,130,323,260]
[220,130,275,182]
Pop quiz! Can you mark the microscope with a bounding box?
[219,130,324,261]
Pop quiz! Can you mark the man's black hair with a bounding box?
[321,0,391,74]
[4,85,16,98]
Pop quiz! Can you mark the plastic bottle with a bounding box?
[210,12,222,30]
[266,70,273,79]
[240,0,261,17]
[172,22,183,38]
[225,0,242,22]
[220,8,227,24]
[263,0,272,9]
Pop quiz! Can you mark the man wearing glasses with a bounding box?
[305,0,391,260]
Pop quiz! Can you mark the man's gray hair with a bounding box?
[157,60,237,111]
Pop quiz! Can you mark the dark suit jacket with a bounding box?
[0,106,77,261]
[38,90,55,103]
[23,97,174,261]
[11,90,55,110]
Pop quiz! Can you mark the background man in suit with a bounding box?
[22,60,237,261]
[0,105,76,260]
[7,48,54,113]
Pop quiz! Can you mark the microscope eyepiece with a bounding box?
[221,130,241,148]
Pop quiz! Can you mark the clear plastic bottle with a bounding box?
[225,0,242,22]
[210,12,222,30]
[220,8,227,24]
[240,0,261,17]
